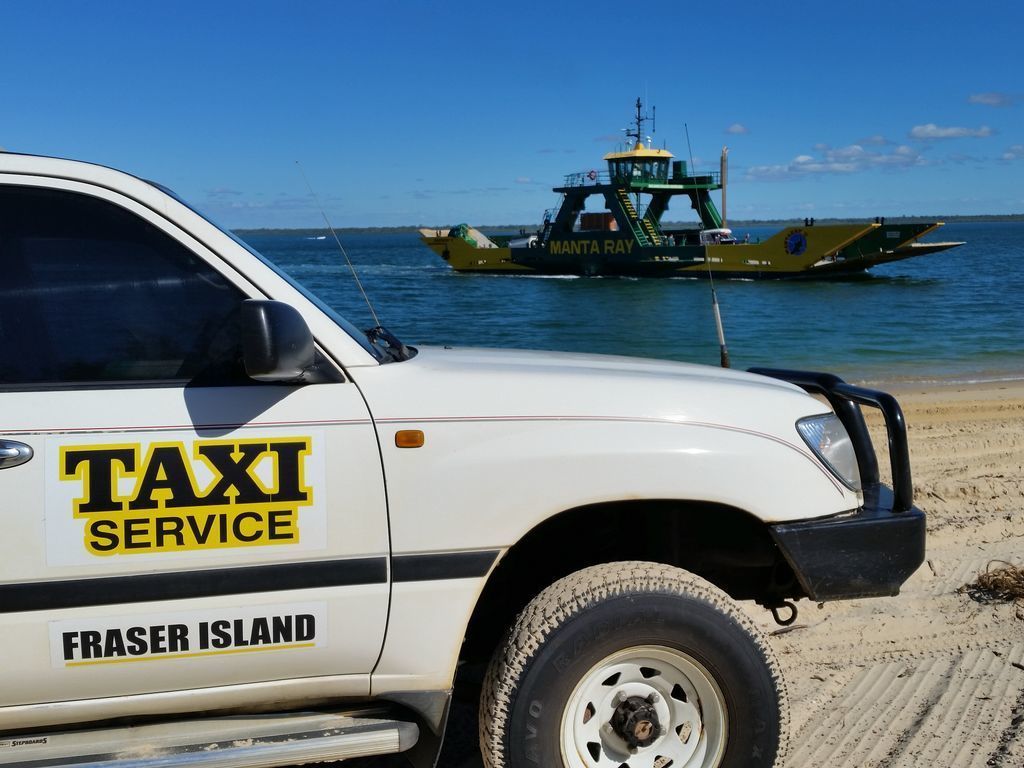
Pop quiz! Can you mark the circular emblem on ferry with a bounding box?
[784,230,808,255]
[587,169,598,181]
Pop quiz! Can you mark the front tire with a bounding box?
[480,562,788,768]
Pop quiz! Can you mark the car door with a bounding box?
[0,181,389,712]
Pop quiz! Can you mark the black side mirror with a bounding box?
[241,300,316,382]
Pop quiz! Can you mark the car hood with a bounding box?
[355,345,830,438]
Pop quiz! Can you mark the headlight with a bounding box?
[796,414,862,491]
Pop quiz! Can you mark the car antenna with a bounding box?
[684,122,697,230]
[295,160,382,329]
[708,271,731,369]
[684,125,730,368]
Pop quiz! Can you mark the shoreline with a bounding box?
[233,217,1024,236]
[858,376,1024,399]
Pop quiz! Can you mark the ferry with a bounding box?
[420,100,963,278]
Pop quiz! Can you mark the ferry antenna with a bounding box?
[626,97,656,148]
[295,161,382,329]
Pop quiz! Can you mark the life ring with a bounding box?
[586,169,598,181]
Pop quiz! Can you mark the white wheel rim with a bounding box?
[559,645,728,768]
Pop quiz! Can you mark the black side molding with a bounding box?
[0,551,500,614]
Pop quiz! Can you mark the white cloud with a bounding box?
[910,123,993,139]
[968,92,1017,107]
[743,163,790,180]
[946,152,984,165]
[725,123,748,135]
[746,142,925,180]
[1002,144,1024,161]
[829,145,869,160]
[861,135,892,146]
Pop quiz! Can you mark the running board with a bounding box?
[0,711,418,767]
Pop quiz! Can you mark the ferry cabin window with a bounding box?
[0,185,253,389]
[608,159,667,182]
[609,160,636,182]
[641,160,667,181]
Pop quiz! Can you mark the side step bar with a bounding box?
[0,711,418,767]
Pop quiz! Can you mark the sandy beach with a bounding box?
[762,379,1024,767]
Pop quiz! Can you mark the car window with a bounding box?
[0,185,254,389]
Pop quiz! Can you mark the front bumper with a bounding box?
[749,368,926,602]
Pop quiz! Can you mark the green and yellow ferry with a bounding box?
[420,100,963,278]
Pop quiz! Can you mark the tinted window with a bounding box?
[0,186,252,388]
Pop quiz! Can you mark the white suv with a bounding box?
[0,153,924,768]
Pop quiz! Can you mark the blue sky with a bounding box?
[2,0,1022,228]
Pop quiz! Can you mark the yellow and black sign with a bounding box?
[548,239,635,256]
[60,613,316,662]
[50,602,328,666]
[59,437,313,555]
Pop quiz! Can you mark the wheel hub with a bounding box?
[560,646,728,767]
[610,694,662,749]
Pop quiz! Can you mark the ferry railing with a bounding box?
[673,170,721,188]
[562,170,722,188]
[564,170,612,186]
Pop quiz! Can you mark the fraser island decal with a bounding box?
[46,431,326,565]
[49,602,327,667]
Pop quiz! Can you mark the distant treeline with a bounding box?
[717,213,1024,226]
[235,213,1024,237]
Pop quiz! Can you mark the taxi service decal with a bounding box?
[50,602,327,667]
[46,431,327,565]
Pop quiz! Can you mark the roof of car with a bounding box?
[0,152,169,209]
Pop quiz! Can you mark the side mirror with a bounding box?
[241,300,316,382]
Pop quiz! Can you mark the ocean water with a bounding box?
[240,222,1024,386]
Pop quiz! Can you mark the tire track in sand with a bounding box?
[771,386,1024,767]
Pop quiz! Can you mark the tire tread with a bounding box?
[479,561,790,768]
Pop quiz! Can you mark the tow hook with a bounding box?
[768,600,799,626]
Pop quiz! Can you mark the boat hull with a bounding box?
[419,223,963,279]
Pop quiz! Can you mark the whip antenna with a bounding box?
[295,160,381,328]
[684,123,696,181]
[683,125,730,367]
[709,279,731,368]
[704,223,730,369]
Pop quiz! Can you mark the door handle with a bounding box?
[0,440,34,469]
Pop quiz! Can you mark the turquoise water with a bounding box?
[241,222,1024,386]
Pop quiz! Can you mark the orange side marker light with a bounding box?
[395,430,425,449]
